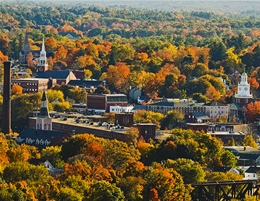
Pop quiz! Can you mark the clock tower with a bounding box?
[234,72,253,106]
[37,38,48,72]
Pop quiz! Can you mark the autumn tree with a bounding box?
[142,165,192,200]
[46,89,64,102]
[164,158,205,184]
[161,110,184,130]
[45,37,57,51]
[242,135,258,149]
[87,181,125,201]
[41,146,64,168]
[11,84,23,95]
[245,101,260,123]
[106,62,130,93]
[126,127,139,146]
[134,110,164,129]
[54,45,68,62]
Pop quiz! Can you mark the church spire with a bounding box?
[39,91,50,118]
[41,38,45,52]
[37,38,48,72]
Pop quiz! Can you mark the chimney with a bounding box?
[2,61,11,134]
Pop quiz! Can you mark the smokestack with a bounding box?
[2,61,11,134]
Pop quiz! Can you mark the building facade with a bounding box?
[205,101,229,119]
[87,94,128,113]
[146,98,205,115]
[234,72,253,106]
[11,78,56,93]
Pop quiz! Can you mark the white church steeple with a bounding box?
[235,72,253,106]
[37,38,48,72]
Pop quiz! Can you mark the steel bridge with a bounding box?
[192,180,259,201]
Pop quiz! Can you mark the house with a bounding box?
[129,88,142,103]
[243,166,260,180]
[29,159,64,176]
[68,79,104,92]
[60,32,81,40]
[185,112,210,123]
[37,70,76,85]
[224,146,260,166]
[87,94,128,113]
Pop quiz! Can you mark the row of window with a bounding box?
[208,128,234,131]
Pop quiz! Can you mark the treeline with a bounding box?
[2,3,260,44]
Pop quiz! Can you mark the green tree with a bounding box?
[87,181,125,201]
[161,110,184,130]
[164,158,205,184]
[41,146,65,168]
[209,40,227,62]
[3,162,51,185]
[59,187,83,201]
[46,89,64,102]
[220,149,237,167]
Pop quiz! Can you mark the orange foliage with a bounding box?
[11,84,23,95]
[205,86,221,101]
[64,161,91,179]
[45,37,57,50]
[245,101,260,123]
[149,188,160,201]
[0,50,8,64]
[84,141,104,162]
[106,62,130,93]
[248,77,259,90]
[59,24,78,33]
[54,45,68,61]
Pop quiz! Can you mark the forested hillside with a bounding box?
[0,3,260,103]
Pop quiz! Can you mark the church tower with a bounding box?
[234,72,253,106]
[36,91,52,130]
[19,33,31,64]
[37,38,48,72]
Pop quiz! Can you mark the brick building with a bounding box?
[11,78,56,93]
[87,94,128,113]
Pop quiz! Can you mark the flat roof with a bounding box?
[207,131,245,136]
[224,146,260,154]
[30,116,130,134]
[12,78,50,81]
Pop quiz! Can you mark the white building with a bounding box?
[205,101,229,119]
[110,105,134,113]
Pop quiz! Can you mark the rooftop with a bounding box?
[224,146,260,154]
[207,131,245,136]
